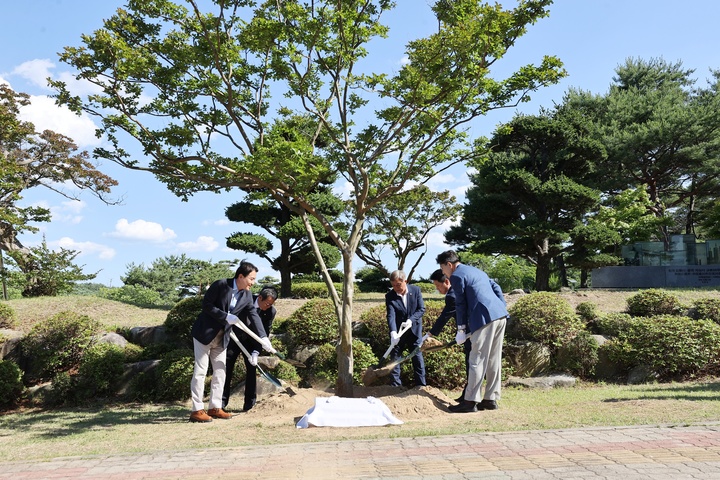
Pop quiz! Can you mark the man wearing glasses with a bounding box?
[222,285,278,412]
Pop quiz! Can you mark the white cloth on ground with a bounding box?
[296,396,403,428]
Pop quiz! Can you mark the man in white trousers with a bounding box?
[436,250,508,413]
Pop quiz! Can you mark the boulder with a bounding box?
[506,374,577,389]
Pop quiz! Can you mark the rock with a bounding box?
[128,326,171,347]
[95,332,128,348]
[0,329,23,361]
[627,364,658,384]
[504,341,551,377]
[506,374,577,389]
[116,359,161,395]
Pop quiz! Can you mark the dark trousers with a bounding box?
[222,337,257,410]
[389,333,426,387]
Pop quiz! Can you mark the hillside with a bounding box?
[5,288,720,333]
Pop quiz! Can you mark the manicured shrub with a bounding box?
[78,343,126,396]
[0,303,17,329]
[284,298,337,346]
[626,289,682,317]
[306,340,378,385]
[20,311,101,383]
[508,292,584,350]
[603,315,720,379]
[164,295,203,345]
[691,298,720,324]
[594,312,633,337]
[290,282,354,298]
[0,360,24,408]
[359,304,388,354]
[156,349,195,401]
[272,361,300,382]
[98,285,171,308]
[414,282,436,294]
[553,330,599,378]
[422,341,466,390]
[576,301,599,323]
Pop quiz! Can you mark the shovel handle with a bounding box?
[381,321,413,359]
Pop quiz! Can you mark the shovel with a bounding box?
[228,330,283,388]
[230,317,306,368]
[362,337,457,386]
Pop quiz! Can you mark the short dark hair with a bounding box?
[435,250,460,265]
[429,269,447,283]
[258,285,278,301]
[234,260,258,278]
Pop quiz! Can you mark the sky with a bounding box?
[3,0,720,287]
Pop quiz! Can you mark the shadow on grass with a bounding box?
[602,380,720,403]
[2,402,189,439]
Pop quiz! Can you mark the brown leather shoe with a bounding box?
[207,408,233,419]
[189,410,212,423]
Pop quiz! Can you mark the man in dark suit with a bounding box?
[427,269,471,401]
[222,285,278,412]
[386,270,426,387]
[437,250,508,413]
[188,261,275,423]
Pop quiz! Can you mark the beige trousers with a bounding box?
[464,317,507,403]
[190,329,227,411]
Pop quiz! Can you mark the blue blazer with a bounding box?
[386,284,426,338]
[191,278,267,346]
[429,286,456,336]
[449,264,508,333]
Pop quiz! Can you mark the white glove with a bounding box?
[249,350,259,366]
[259,336,276,354]
[400,320,412,330]
[390,330,400,346]
[455,327,468,345]
[226,313,240,325]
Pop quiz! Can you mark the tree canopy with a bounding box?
[53,0,565,395]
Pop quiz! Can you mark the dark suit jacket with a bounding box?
[191,278,267,346]
[234,295,276,352]
[449,264,508,333]
[429,286,456,336]
[385,284,426,338]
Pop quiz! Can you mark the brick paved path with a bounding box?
[3,424,720,479]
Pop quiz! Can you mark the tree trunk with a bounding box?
[534,240,552,291]
[335,255,355,398]
[580,269,588,289]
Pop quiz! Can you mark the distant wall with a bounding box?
[592,265,720,288]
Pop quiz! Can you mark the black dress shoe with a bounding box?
[448,400,478,413]
[478,399,498,410]
[242,402,255,412]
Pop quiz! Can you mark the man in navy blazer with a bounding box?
[189,261,275,423]
[437,250,508,413]
[222,285,278,412]
[427,268,471,401]
[386,270,427,387]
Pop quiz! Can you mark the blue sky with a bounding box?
[3,0,720,287]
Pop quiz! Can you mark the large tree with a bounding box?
[357,185,462,281]
[564,58,720,247]
[225,186,344,297]
[0,84,117,296]
[53,0,565,395]
[446,110,603,291]
[122,254,237,302]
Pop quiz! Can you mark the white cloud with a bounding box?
[52,237,116,260]
[11,59,54,90]
[176,235,219,252]
[203,218,230,226]
[109,218,177,242]
[19,94,100,148]
[50,200,86,224]
[399,55,410,66]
